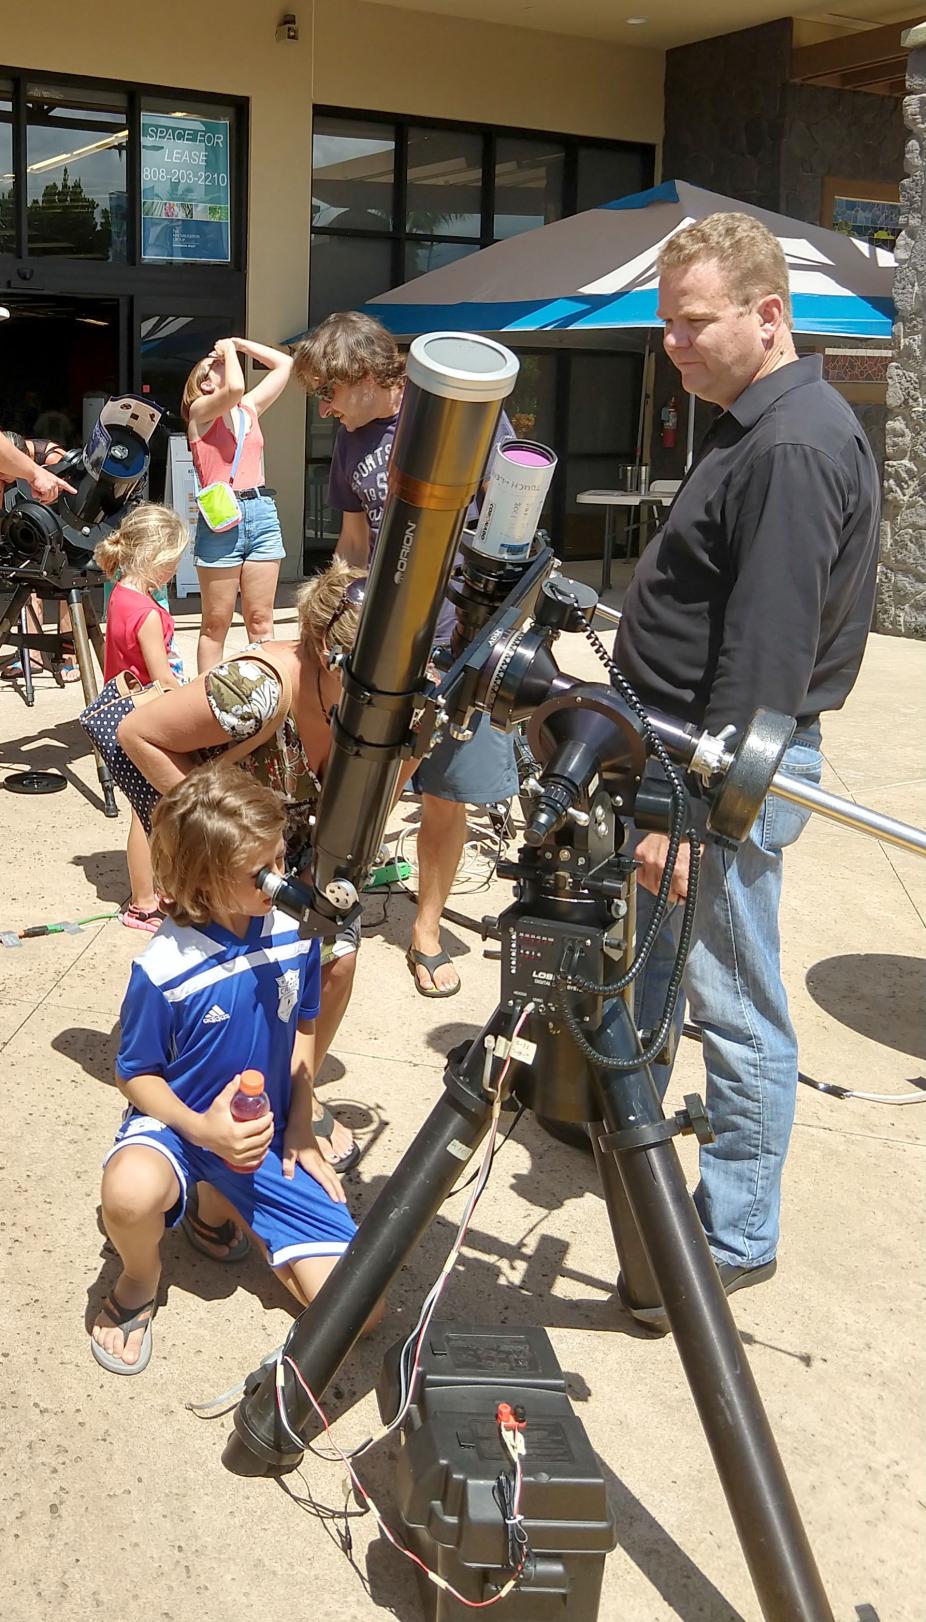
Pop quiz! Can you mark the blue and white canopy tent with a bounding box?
[364,179,894,341]
[360,178,895,468]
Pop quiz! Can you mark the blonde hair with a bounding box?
[181,355,214,424]
[657,212,793,327]
[150,760,285,929]
[94,503,188,589]
[296,557,365,658]
[292,311,406,394]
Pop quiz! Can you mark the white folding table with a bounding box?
[577,490,675,593]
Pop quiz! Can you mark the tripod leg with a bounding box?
[590,871,662,1307]
[590,1124,659,1308]
[591,999,833,1622]
[19,609,35,707]
[229,1013,511,1473]
[83,596,106,671]
[67,591,118,818]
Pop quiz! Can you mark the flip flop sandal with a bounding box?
[181,1186,250,1262]
[1,653,44,679]
[314,1103,361,1175]
[90,1291,156,1376]
[57,641,81,683]
[121,905,166,934]
[406,947,462,999]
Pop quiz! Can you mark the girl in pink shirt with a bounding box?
[95,505,189,933]
[182,336,293,674]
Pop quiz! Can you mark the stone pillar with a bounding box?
[876,23,926,639]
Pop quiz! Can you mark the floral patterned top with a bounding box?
[204,651,321,859]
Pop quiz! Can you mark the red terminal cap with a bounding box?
[496,1401,526,1430]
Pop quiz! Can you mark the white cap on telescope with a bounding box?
[406,331,518,403]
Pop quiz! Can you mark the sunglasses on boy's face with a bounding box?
[323,576,367,640]
[312,380,336,402]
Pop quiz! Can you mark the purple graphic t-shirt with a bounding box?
[328,405,514,645]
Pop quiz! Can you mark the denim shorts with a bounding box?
[415,711,518,804]
[193,494,285,568]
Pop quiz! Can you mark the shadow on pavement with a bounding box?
[806,952,926,1060]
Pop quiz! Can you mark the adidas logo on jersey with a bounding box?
[203,1004,230,1025]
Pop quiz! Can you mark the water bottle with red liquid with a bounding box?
[224,1068,270,1172]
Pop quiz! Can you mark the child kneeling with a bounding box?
[91,759,379,1374]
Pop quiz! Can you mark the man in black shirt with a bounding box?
[615,213,879,1327]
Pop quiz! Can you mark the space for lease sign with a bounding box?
[141,114,231,264]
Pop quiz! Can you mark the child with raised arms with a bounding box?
[90,759,378,1374]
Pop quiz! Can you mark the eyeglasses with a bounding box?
[312,380,336,402]
[323,576,367,640]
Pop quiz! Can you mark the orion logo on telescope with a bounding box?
[393,520,417,585]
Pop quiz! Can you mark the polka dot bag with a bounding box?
[78,673,169,833]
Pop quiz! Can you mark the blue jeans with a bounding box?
[632,729,823,1269]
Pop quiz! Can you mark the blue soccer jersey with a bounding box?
[116,909,322,1125]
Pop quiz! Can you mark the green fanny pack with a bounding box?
[195,406,246,532]
[196,480,242,533]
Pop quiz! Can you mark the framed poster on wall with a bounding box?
[822,177,901,251]
[141,112,231,264]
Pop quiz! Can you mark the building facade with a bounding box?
[0,0,663,577]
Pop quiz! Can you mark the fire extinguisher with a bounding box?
[660,395,678,450]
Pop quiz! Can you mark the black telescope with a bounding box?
[308,332,518,920]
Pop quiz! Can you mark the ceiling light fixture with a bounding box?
[625,16,648,23]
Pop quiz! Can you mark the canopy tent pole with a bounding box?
[685,388,697,471]
[633,336,652,480]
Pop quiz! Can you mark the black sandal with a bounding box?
[181,1186,250,1262]
[90,1291,156,1375]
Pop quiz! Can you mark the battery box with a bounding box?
[377,1324,616,1621]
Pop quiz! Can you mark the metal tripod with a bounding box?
[228,820,834,1621]
[0,574,117,815]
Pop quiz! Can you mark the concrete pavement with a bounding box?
[0,586,923,1622]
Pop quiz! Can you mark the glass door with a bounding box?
[134,301,240,499]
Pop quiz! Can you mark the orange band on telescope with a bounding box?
[389,468,479,512]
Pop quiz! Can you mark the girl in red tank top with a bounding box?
[95,505,188,933]
[182,337,293,675]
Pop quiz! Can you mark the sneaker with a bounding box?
[618,1257,777,1335]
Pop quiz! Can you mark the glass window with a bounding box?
[567,353,640,456]
[26,83,129,260]
[308,407,338,461]
[403,239,480,281]
[309,233,394,328]
[506,352,558,447]
[576,144,651,213]
[139,312,232,424]
[406,126,482,238]
[139,311,236,499]
[562,454,631,558]
[304,459,341,554]
[140,102,234,265]
[313,115,395,233]
[494,137,564,240]
[0,81,14,257]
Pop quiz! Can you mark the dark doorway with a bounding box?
[0,291,120,447]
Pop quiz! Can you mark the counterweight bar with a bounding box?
[772,771,926,858]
